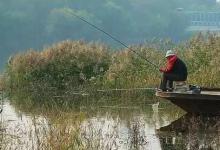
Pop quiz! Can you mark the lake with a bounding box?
[0,93,219,150]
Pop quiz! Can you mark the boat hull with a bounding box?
[156,91,220,115]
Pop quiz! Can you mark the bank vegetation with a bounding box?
[1,34,220,102]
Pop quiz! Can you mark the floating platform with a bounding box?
[156,88,220,115]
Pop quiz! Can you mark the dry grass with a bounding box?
[181,33,220,87]
[2,33,220,102]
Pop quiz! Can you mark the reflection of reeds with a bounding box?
[0,111,85,149]
[159,115,220,150]
[0,92,185,150]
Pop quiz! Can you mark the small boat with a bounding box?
[156,87,220,115]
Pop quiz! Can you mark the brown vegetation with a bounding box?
[1,34,220,102]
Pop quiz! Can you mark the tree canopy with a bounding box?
[0,0,219,69]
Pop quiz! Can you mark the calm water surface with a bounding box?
[0,95,219,150]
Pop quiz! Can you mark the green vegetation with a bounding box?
[102,33,220,89]
[2,34,220,104]
[1,2,220,148]
[4,41,110,106]
[183,33,220,87]
[1,0,220,69]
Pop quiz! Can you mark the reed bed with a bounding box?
[1,33,220,103]
[0,33,220,150]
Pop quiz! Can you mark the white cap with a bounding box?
[165,50,175,57]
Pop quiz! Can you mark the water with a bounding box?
[0,96,219,150]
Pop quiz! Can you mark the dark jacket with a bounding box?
[172,58,187,80]
[160,55,187,80]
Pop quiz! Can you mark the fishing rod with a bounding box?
[69,12,160,69]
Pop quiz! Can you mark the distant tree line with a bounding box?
[0,0,219,69]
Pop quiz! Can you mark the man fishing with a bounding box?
[159,50,187,92]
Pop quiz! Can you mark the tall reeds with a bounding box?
[2,33,220,103]
[5,40,111,102]
[182,33,220,87]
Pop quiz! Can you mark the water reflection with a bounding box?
[3,96,219,149]
[80,112,163,149]
[158,114,220,150]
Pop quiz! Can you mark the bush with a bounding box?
[5,40,111,101]
[3,34,220,103]
[103,46,163,88]
[181,33,220,87]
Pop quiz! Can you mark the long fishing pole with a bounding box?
[70,12,159,69]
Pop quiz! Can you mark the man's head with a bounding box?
[165,50,176,59]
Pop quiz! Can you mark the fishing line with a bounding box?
[70,12,159,69]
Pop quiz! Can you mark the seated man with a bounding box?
[159,50,187,91]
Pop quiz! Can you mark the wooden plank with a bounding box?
[201,91,220,96]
